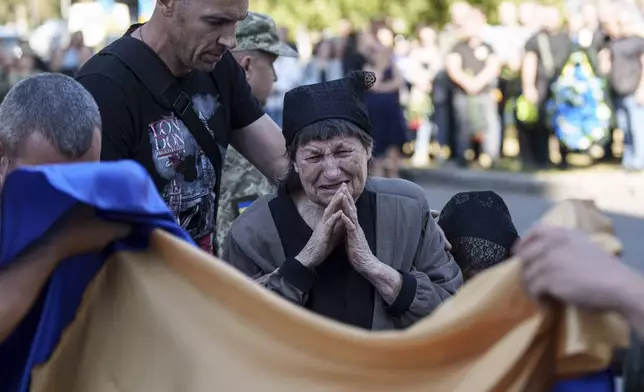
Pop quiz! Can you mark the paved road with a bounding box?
[422,183,644,271]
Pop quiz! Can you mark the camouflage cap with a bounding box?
[234,12,298,57]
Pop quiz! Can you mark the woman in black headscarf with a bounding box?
[223,71,462,330]
[438,191,519,281]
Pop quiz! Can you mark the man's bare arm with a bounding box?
[598,48,611,75]
[0,205,130,342]
[521,51,539,92]
[0,238,61,342]
[474,54,500,88]
[231,114,288,183]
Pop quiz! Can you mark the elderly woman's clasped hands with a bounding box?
[295,183,375,273]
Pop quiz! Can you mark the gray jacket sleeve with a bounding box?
[222,224,314,307]
[390,201,463,329]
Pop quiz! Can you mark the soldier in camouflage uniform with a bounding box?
[216,12,298,256]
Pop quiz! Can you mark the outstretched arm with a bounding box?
[0,205,130,342]
[0,238,60,342]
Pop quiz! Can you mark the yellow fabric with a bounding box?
[31,199,628,392]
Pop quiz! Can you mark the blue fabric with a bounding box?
[553,370,615,392]
[0,160,194,392]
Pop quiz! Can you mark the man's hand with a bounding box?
[513,225,629,311]
[47,204,132,260]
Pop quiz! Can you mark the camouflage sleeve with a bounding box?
[216,147,276,256]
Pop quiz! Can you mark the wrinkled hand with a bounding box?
[513,225,630,311]
[47,204,131,260]
[430,209,452,251]
[295,189,345,268]
[337,184,377,273]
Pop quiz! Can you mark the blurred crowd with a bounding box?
[4,0,644,173]
[0,31,93,100]
[266,0,644,173]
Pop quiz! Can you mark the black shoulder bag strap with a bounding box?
[100,36,224,198]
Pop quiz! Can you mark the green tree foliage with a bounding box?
[253,0,563,36]
[0,0,60,28]
[0,0,562,36]
[0,0,24,25]
[252,0,450,34]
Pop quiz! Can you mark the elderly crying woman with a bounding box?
[223,71,462,330]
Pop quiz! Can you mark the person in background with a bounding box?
[520,6,572,169]
[376,26,396,51]
[50,31,93,77]
[518,1,543,36]
[581,3,606,53]
[0,50,12,102]
[76,0,288,255]
[435,2,471,164]
[224,71,461,330]
[337,18,354,46]
[364,43,408,178]
[602,6,644,172]
[485,2,525,157]
[414,26,442,86]
[301,39,344,84]
[217,12,298,257]
[439,1,472,55]
[277,26,298,52]
[342,31,369,74]
[0,74,131,389]
[598,5,622,163]
[446,8,501,168]
[332,36,347,66]
[7,47,44,86]
[407,26,441,162]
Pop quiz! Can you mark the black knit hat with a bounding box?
[438,191,519,275]
[281,70,376,147]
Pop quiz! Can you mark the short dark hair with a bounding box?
[281,118,373,190]
[0,73,100,158]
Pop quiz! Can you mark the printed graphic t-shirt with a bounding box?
[77,25,264,254]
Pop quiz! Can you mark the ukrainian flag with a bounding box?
[0,163,626,392]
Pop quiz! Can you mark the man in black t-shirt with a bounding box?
[446,8,501,167]
[521,6,572,169]
[76,0,288,255]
